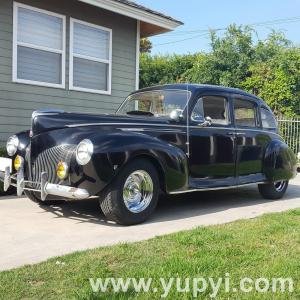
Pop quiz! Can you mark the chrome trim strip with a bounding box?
[169,182,265,194]
[66,123,282,138]
[120,128,145,132]
[67,122,184,128]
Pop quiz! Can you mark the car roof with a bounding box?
[134,83,264,104]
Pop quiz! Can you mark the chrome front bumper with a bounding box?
[0,166,90,201]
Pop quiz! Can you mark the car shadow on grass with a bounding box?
[38,181,300,227]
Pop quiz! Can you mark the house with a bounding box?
[0,0,182,144]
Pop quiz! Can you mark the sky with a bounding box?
[137,0,300,55]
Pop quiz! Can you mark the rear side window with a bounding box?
[233,99,257,127]
[192,96,229,125]
[261,107,277,129]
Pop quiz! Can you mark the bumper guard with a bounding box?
[0,166,90,201]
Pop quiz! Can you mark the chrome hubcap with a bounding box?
[274,181,286,192]
[123,170,153,213]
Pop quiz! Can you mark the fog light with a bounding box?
[56,162,68,180]
[14,155,24,171]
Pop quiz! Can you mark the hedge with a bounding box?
[0,147,6,157]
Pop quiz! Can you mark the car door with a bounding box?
[188,93,237,188]
[232,96,265,184]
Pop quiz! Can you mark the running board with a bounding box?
[169,182,265,195]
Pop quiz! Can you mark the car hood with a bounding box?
[31,110,171,136]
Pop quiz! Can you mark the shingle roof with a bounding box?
[113,0,183,25]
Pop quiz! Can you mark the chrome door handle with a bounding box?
[236,132,246,136]
[227,132,246,137]
[227,132,236,136]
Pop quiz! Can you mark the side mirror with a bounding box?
[203,116,212,127]
[169,109,183,122]
[191,114,212,127]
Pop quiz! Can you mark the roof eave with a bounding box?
[78,0,182,35]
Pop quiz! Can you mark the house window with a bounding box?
[13,2,66,88]
[70,18,112,94]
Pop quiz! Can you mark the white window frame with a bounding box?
[13,2,66,89]
[69,18,112,95]
[135,20,140,90]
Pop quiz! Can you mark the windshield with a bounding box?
[117,90,191,116]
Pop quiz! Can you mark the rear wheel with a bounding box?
[24,190,65,206]
[100,159,159,225]
[258,180,288,200]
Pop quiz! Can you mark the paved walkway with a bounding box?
[0,175,299,271]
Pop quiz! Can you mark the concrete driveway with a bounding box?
[0,175,299,271]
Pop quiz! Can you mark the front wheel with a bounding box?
[258,180,289,200]
[100,159,159,225]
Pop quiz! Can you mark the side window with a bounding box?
[261,107,277,129]
[233,99,257,127]
[192,96,229,125]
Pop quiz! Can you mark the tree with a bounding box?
[184,25,255,87]
[139,26,300,116]
[139,53,196,88]
[140,38,153,53]
[242,47,300,116]
[254,31,291,62]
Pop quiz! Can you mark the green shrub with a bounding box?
[0,147,6,156]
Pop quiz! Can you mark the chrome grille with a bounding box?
[29,145,76,186]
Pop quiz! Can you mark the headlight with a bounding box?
[6,135,19,156]
[76,139,93,165]
[14,155,24,171]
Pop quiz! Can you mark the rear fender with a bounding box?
[263,140,297,182]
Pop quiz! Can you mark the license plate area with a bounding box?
[0,157,12,172]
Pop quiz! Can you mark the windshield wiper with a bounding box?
[126,111,154,116]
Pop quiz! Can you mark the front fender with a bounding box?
[14,130,30,157]
[263,139,297,182]
[79,131,189,195]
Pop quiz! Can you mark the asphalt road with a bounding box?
[0,175,299,271]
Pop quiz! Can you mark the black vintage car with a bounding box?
[0,84,297,224]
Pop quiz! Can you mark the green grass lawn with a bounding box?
[0,210,299,299]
